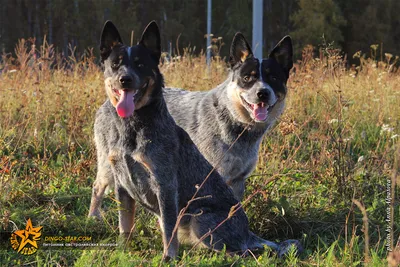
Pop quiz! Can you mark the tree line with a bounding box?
[0,0,399,63]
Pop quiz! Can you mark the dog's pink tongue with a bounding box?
[116,90,135,118]
[252,103,268,121]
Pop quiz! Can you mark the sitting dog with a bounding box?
[163,32,299,256]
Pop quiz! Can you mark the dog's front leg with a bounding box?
[227,177,246,201]
[88,149,114,218]
[155,179,179,261]
[115,186,136,240]
[135,151,179,260]
[110,149,137,241]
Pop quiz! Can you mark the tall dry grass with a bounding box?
[0,39,398,265]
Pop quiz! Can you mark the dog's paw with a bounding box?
[277,239,303,258]
[87,213,101,220]
[163,255,172,262]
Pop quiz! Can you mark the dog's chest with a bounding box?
[207,137,260,182]
[113,149,159,210]
[112,129,160,212]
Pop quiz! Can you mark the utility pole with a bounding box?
[206,0,212,71]
[252,0,263,60]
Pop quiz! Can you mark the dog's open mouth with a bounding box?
[240,96,275,122]
[112,81,149,118]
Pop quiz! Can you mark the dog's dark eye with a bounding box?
[243,76,251,82]
[269,75,277,81]
[138,63,144,68]
[112,62,120,69]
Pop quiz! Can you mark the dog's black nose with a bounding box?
[119,75,133,85]
[257,89,270,101]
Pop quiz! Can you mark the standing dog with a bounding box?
[164,33,293,200]
[90,20,286,260]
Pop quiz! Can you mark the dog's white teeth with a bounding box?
[259,102,269,109]
[114,89,121,96]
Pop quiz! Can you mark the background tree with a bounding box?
[262,0,297,55]
[0,0,399,63]
[290,0,347,57]
[337,0,400,60]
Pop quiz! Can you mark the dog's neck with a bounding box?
[110,91,168,152]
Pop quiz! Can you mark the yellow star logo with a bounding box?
[11,218,42,254]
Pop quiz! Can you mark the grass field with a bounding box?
[0,40,399,266]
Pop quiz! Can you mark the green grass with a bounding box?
[0,40,398,266]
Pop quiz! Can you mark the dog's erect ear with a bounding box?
[269,36,293,78]
[229,32,253,67]
[139,21,161,64]
[100,21,123,62]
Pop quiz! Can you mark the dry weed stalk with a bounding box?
[352,199,370,263]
